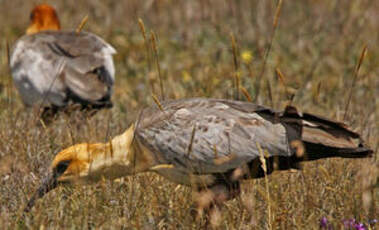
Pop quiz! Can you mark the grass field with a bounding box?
[0,0,378,229]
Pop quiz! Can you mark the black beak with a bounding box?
[24,160,71,213]
[24,171,59,213]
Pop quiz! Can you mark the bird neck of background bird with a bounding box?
[26,16,60,35]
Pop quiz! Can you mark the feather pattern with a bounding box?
[10,31,116,107]
[135,98,371,186]
[136,98,295,177]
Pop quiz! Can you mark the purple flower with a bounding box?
[354,223,366,230]
[320,217,328,228]
[319,217,333,229]
[343,219,356,228]
[369,219,377,225]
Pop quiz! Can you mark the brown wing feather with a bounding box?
[281,106,372,159]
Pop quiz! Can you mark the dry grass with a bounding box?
[0,0,378,229]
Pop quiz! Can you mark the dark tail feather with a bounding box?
[301,142,372,161]
[282,106,373,161]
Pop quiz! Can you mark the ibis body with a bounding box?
[10,4,116,111]
[25,98,372,212]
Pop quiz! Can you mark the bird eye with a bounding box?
[55,160,71,175]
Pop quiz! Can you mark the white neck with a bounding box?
[86,124,156,181]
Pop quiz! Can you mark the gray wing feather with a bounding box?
[136,98,293,175]
[10,31,116,106]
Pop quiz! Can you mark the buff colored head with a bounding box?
[26,4,61,35]
[24,125,138,212]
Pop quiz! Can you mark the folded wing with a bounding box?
[136,98,296,175]
[10,31,116,108]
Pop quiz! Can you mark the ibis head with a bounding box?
[26,4,61,35]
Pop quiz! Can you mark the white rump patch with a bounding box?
[175,108,191,117]
[214,103,230,110]
[303,120,318,127]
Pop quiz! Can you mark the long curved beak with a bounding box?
[24,171,59,213]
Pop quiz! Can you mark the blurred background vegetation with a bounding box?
[0,0,377,229]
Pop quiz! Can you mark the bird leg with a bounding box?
[40,106,60,124]
[194,181,241,225]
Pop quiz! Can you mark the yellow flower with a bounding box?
[241,50,253,64]
[182,70,191,83]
